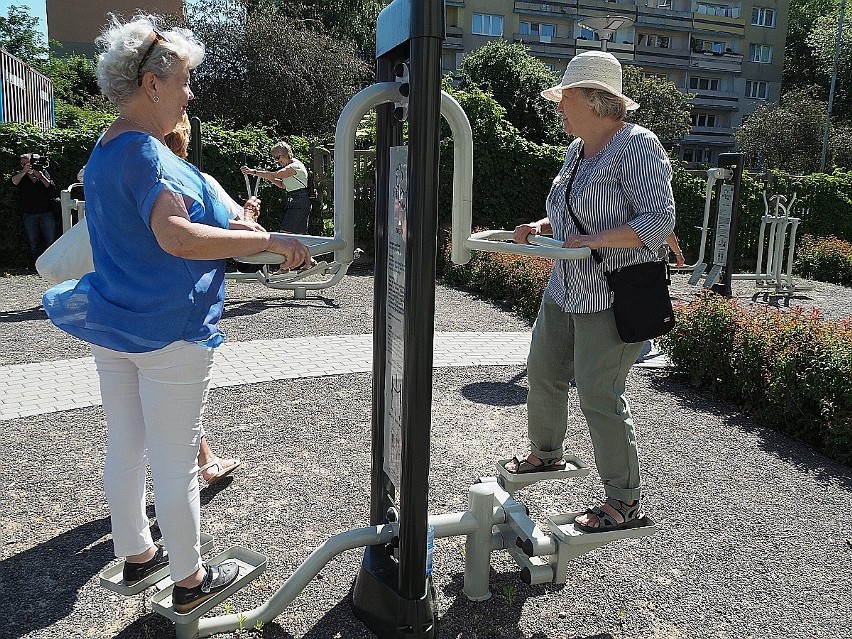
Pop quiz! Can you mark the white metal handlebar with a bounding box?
[466,230,590,260]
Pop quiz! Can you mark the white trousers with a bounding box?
[92,340,214,582]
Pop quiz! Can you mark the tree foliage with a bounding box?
[456,40,564,144]
[784,0,838,94]
[184,0,373,134]
[734,88,826,173]
[804,10,852,120]
[622,65,693,145]
[0,4,47,64]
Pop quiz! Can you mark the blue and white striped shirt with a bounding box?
[544,123,675,313]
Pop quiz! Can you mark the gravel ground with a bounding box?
[1,266,850,639]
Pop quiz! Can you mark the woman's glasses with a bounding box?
[137,30,167,86]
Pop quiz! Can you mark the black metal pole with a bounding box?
[712,153,744,297]
[397,22,442,601]
[369,56,401,528]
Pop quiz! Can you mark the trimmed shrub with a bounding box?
[795,234,852,286]
[441,240,550,323]
[658,293,852,464]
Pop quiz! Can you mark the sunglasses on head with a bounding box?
[137,30,167,86]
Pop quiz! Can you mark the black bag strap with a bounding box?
[564,143,604,266]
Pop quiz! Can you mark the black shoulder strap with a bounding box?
[564,144,603,265]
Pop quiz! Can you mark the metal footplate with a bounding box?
[99,533,215,596]
[547,512,658,584]
[703,264,723,289]
[150,546,267,624]
[688,263,707,285]
[495,455,590,492]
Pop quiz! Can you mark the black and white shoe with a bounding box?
[172,561,240,613]
[122,544,169,585]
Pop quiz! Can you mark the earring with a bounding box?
[152,95,160,103]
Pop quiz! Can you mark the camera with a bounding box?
[30,154,49,172]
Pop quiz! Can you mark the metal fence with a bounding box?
[0,49,54,129]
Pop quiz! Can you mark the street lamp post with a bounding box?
[577,15,634,51]
[820,0,847,173]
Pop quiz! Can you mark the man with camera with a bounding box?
[11,152,57,270]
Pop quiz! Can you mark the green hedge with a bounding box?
[794,234,852,286]
[658,293,852,464]
[0,121,329,268]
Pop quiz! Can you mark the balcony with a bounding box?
[635,5,693,31]
[633,44,691,69]
[692,11,745,37]
[574,39,635,61]
[688,89,739,110]
[443,27,464,50]
[514,33,577,59]
[685,127,735,145]
[689,49,743,72]
[514,0,575,18]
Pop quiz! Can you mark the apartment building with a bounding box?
[444,0,789,166]
[46,0,185,57]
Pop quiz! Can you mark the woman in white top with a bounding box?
[241,141,311,234]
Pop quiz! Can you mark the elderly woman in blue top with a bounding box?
[42,15,310,613]
[507,51,675,534]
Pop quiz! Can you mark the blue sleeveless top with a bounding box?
[43,131,230,353]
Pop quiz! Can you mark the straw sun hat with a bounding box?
[541,50,639,111]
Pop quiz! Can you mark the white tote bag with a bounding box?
[35,220,94,284]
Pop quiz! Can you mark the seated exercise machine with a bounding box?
[97,2,657,636]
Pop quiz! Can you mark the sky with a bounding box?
[0,0,48,41]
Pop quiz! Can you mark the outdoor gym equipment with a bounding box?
[96,1,656,636]
[687,153,745,296]
[728,190,814,294]
[686,154,813,296]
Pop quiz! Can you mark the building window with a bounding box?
[579,26,597,40]
[746,80,769,99]
[751,7,776,27]
[682,147,713,164]
[644,72,670,81]
[693,38,727,53]
[472,13,504,36]
[695,2,739,18]
[638,33,671,48]
[690,76,721,91]
[749,44,773,63]
[691,113,717,127]
[446,6,460,28]
[520,21,556,37]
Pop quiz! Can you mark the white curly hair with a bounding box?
[95,13,205,107]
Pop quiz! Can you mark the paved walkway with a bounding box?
[0,332,534,420]
[0,331,672,421]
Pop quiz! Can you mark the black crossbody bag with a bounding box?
[563,149,675,343]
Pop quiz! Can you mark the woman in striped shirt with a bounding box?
[506,51,675,534]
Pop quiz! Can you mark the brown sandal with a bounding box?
[505,455,567,474]
[574,497,649,533]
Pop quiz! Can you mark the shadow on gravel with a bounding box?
[436,571,587,639]
[750,292,813,309]
[222,296,340,319]
[461,370,528,407]
[0,306,46,323]
[3,516,113,638]
[646,374,852,491]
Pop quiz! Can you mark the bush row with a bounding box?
[658,293,852,465]
[794,235,852,286]
[440,242,852,466]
